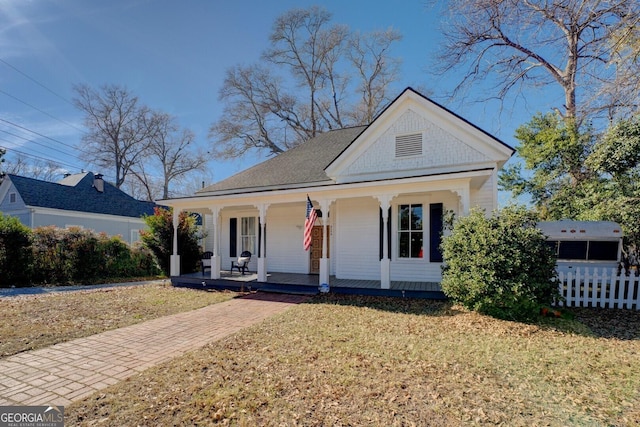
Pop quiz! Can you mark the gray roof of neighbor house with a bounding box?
[198,125,367,195]
[8,172,158,218]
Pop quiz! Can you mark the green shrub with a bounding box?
[62,227,103,283]
[31,226,66,285]
[0,213,33,287]
[31,227,161,285]
[140,207,202,275]
[440,206,559,321]
[130,243,161,277]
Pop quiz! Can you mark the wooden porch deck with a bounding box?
[172,271,446,300]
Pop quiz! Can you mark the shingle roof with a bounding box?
[196,88,514,197]
[198,126,366,194]
[9,173,157,218]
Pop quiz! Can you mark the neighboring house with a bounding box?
[0,172,157,245]
[161,88,515,288]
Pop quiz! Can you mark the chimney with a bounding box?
[93,173,104,193]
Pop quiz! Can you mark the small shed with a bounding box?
[537,220,623,272]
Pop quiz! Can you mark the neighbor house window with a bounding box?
[398,204,423,258]
[241,217,257,254]
[395,133,422,157]
[9,193,16,203]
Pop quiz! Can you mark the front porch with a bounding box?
[171,271,446,299]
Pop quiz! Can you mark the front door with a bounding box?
[310,225,329,274]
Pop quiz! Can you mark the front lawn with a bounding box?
[66,295,640,426]
[0,282,238,357]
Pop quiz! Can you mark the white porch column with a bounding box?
[377,195,392,289]
[209,206,221,279]
[170,209,181,276]
[257,204,269,282]
[453,184,471,216]
[318,199,332,287]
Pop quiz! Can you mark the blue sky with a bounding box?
[0,0,559,197]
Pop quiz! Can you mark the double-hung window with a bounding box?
[241,217,257,254]
[398,204,423,258]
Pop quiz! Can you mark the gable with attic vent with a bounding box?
[337,109,491,181]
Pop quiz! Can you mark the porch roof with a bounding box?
[197,126,367,196]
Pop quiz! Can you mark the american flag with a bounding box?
[303,195,318,251]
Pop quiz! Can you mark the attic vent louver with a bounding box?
[395,133,422,157]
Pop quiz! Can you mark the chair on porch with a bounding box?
[201,251,213,276]
[231,251,251,275]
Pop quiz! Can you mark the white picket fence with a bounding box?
[556,267,640,310]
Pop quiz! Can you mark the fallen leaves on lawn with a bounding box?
[62,295,640,426]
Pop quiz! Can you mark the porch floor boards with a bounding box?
[173,271,445,299]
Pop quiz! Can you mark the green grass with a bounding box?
[65,295,640,426]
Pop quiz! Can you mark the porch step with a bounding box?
[258,284,319,296]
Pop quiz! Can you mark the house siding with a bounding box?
[265,205,308,274]
[0,183,26,214]
[341,109,491,178]
[31,212,145,245]
[335,198,381,280]
[470,173,496,213]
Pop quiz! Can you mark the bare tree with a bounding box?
[434,0,640,124]
[73,84,156,188]
[347,28,402,124]
[602,16,640,118]
[131,112,208,200]
[209,6,403,159]
[209,64,290,159]
[3,153,65,181]
[265,6,350,136]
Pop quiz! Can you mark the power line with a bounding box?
[0,141,85,171]
[0,57,75,108]
[0,88,86,134]
[0,128,79,159]
[0,117,84,154]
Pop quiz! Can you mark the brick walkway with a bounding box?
[0,292,308,406]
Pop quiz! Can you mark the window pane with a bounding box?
[558,241,587,260]
[399,205,410,230]
[411,232,424,258]
[411,205,423,230]
[241,217,256,253]
[399,233,410,258]
[546,241,559,257]
[587,241,619,261]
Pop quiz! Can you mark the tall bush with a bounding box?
[440,206,559,321]
[140,207,202,275]
[31,227,160,285]
[0,213,32,287]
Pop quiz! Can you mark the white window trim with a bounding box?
[395,202,425,260]
[240,216,257,255]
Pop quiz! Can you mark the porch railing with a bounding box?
[556,267,640,310]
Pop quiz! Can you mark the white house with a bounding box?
[0,172,157,245]
[161,88,515,289]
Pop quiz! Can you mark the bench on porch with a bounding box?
[231,251,251,275]
[201,251,213,275]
